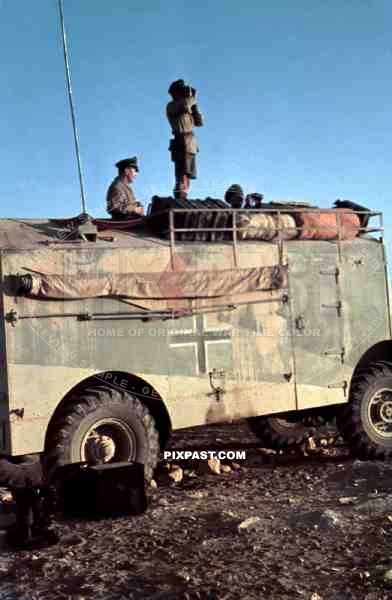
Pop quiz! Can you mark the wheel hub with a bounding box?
[81,418,136,464]
[85,432,116,463]
[380,402,392,422]
[368,388,392,437]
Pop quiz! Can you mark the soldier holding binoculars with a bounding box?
[166,79,204,199]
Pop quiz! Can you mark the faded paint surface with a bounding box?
[0,235,390,455]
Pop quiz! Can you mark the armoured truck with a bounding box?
[0,200,391,482]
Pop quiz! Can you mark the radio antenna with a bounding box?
[58,0,87,214]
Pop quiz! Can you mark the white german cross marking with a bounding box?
[168,313,232,374]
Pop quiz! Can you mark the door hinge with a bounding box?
[324,347,345,363]
[327,381,348,395]
[321,300,342,317]
[320,267,340,283]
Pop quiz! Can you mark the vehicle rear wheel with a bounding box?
[44,385,160,481]
[337,362,392,459]
[247,415,312,449]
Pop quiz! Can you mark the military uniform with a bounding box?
[166,80,204,198]
[106,176,139,219]
[106,157,142,220]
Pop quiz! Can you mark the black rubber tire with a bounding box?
[337,362,392,460]
[44,385,160,481]
[247,415,312,449]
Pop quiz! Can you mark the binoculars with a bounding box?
[181,85,196,98]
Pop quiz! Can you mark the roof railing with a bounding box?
[163,207,383,268]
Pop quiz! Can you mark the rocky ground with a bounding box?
[1,421,392,600]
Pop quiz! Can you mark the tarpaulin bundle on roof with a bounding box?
[238,209,361,241]
[297,210,361,240]
[146,197,362,242]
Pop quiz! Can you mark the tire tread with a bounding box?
[337,361,392,460]
[44,386,159,480]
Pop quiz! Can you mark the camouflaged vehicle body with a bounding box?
[0,212,390,457]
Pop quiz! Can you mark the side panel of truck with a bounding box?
[0,237,389,456]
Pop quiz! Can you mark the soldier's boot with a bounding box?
[174,177,188,200]
[174,174,190,200]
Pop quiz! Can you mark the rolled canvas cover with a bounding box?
[237,213,277,241]
[297,210,360,240]
[237,213,297,241]
[17,265,288,301]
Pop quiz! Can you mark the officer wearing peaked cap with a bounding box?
[106,157,144,219]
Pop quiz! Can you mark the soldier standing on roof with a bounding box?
[166,79,204,199]
[106,157,144,219]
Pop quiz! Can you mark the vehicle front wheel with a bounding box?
[337,362,392,459]
[44,386,160,481]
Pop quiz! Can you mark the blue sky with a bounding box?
[0,0,390,245]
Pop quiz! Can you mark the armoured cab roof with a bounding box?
[0,217,168,251]
[0,204,382,251]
